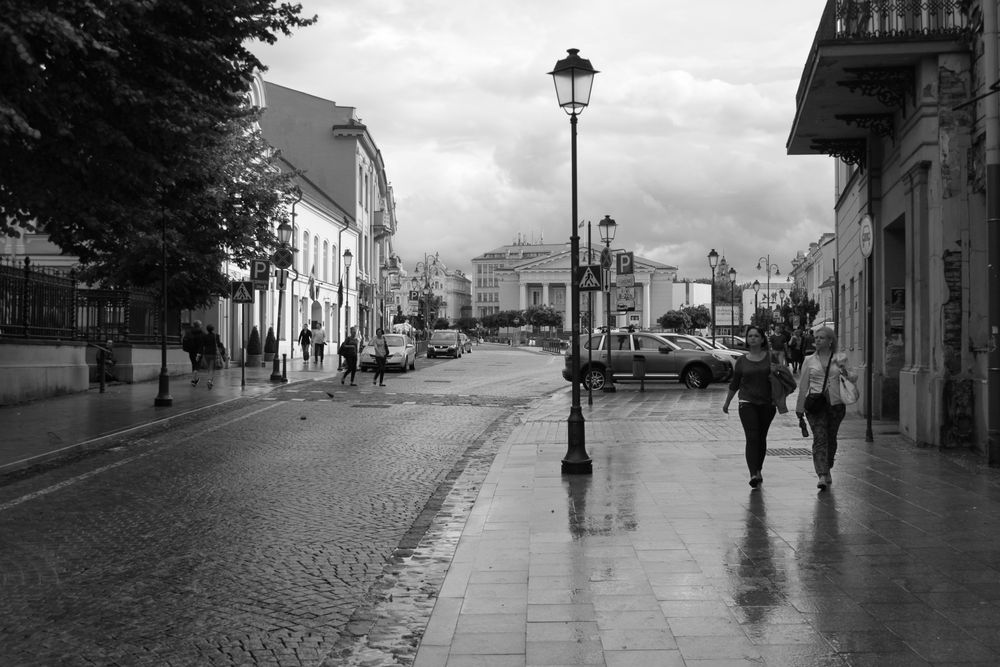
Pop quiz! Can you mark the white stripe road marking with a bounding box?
[0,403,282,514]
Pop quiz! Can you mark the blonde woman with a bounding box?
[795,326,856,489]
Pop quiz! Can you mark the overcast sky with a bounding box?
[251,0,831,284]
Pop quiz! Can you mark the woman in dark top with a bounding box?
[722,326,776,488]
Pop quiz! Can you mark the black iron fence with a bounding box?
[0,256,166,343]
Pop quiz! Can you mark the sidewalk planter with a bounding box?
[246,325,263,367]
[263,326,277,363]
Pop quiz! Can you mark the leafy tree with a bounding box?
[433,317,450,330]
[455,316,479,331]
[658,310,691,331]
[0,0,316,307]
[684,304,711,331]
[524,304,562,332]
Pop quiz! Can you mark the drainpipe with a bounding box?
[986,0,1000,464]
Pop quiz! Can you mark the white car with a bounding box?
[661,333,745,380]
[359,334,417,372]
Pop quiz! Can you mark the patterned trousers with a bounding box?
[807,403,846,475]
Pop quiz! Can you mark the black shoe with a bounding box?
[817,475,827,490]
[341,376,345,384]
[379,383,386,387]
[749,475,759,488]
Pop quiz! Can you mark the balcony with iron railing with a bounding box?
[788,0,974,162]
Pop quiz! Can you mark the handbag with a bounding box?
[839,374,859,404]
[804,355,833,415]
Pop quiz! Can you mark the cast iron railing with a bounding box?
[0,256,166,343]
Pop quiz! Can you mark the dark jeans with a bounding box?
[341,356,357,383]
[738,402,777,475]
[373,356,387,385]
[807,403,846,475]
[314,343,325,362]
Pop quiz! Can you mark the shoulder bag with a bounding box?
[804,355,833,415]
[839,373,859,404]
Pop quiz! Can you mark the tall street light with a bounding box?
[756,254,780,328]
[729,267,737,335]
[154,207,172,407]
[707,248,719,344]
[598,214,617,393]
[550,47,597,475]
[752,279,760,325]
[415,252,439,333]
[271,216,293,382]
[341,248,353,349]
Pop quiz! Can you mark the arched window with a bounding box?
[302,231,310,275]
[323,241,329,282]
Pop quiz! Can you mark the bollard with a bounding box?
[241,346,246,389]
[281,353,288,383]
[98,346,106,394]
[633,354,646,392]
[269,350,283,382]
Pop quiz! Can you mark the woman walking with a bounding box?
[795,326,856,490]
[372,328,389,387]
[199,323,224,390]
[723,326,794,488]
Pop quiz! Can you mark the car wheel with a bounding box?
[683,365,710,389]
[581,366,607,391]
[401,360,408,373]
[409,357,416,371]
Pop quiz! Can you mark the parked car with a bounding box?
[459,332,473,353]
[717,335,747,350]
[661,333,745,381]
[427,330,462,358]
[561,331,731,390]
[359,333,417,372]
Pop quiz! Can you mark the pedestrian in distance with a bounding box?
[297,324,312,362]
[199,324,224,390]
[184,320,205,386]
[795,326,857,490]
[313,326,326,363]
[768,325,788,366]
[787,328,804,374]
[722,325,796,489]
[338,328,359,386]
[372,328,389,387]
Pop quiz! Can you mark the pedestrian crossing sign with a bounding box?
[577,265,602,292]
[231,280,254,303]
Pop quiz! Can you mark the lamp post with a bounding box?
[154,207,172,407]
[415,253,439,334]
[598,214,617,393]
[342,248,353,350]
[729,267,737,335]
[752,279,760,325]
[550,47,597,474]
[271,217,293,382]
[707,248,719,344]
[756,255,780,329]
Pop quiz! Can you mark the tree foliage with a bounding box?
[0,0,316,307]
[658,310,691,332]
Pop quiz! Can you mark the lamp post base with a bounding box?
[269,355,283,382]
[153,369,172,407]
[562,409,592,474]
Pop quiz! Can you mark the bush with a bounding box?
[264,326,277,353]
[247,325,262,355]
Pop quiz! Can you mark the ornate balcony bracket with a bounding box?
[835,113,895,140]
[810,138,867,171]
[838,66,914,113]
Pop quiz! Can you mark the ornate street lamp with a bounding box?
[270,217,294,382]
[707,248,719,344]
[550,48,597,474]
[342,248,353,350]
[752,279,760,325]
[598,214,617,393]
[757,254,780,328]
[153,209,172,407]
[729,267,737,335]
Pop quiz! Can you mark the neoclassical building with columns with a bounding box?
[472,241,678,330]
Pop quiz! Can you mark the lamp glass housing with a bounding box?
[708,248,719,269]
[729,267,737,283]
[549,49,597,115]
[343,249,353,269]
[277,221,292,246]
[598,215,617,244]
[752,280,760,293]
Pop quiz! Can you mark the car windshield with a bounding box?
[430,333,456,343]
[384,335,405,347]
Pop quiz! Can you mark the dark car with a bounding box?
[561,331,731,390]
[427,330,462,358]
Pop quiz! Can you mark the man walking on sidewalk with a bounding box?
[338,328,359,385]
[298,324,312,362]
